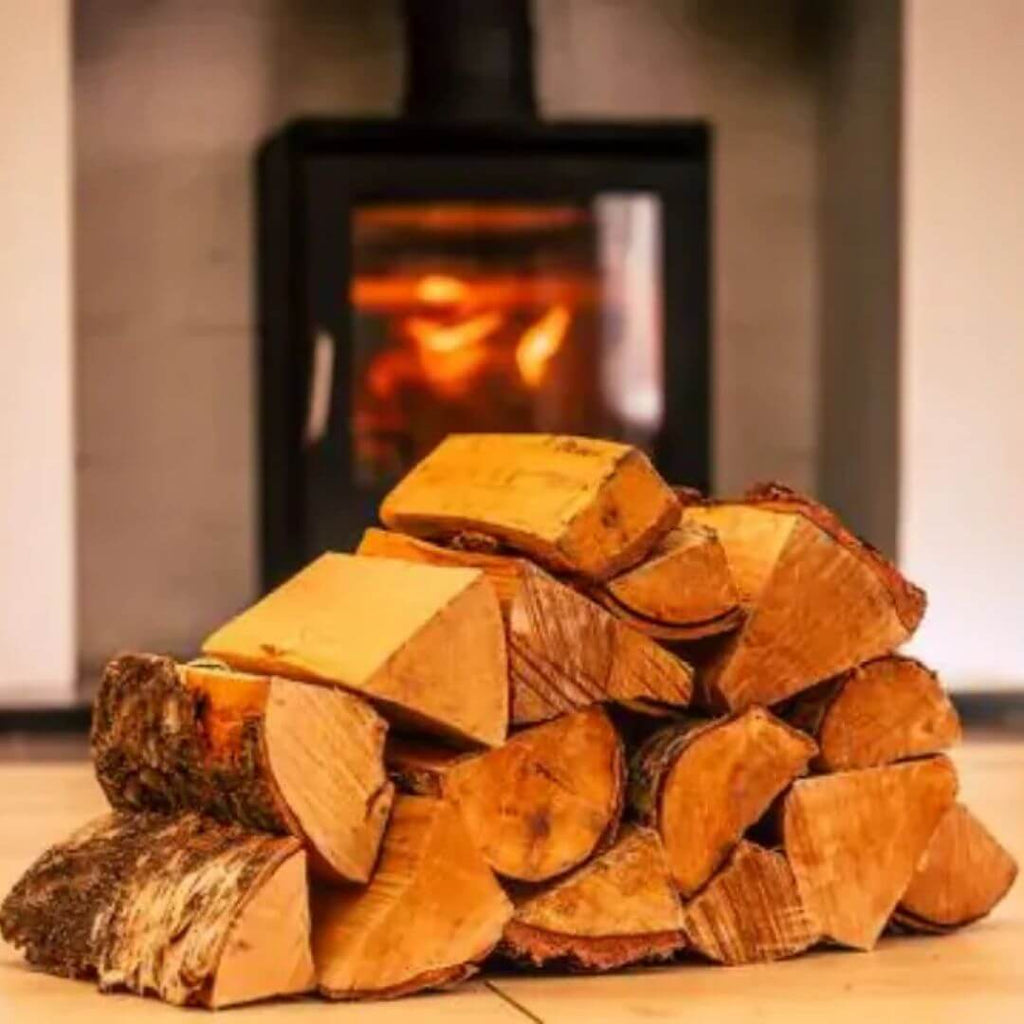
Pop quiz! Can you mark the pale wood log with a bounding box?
[501,826,686,970]
[0,812,314,1008]
[681,841,819,964]
[894,803,1017,931]
[388,707,624,883]
[380,434,680,581]
[359,529,693,723]
[203,552,508,747]
[91,653,393,883]
[784,655,961,771]
[595,522,743,640]
[312,796,512,1000]
[682,484,926,710]
[782,755,957,949]
[630,707,816,896]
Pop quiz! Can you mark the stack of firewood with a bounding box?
[1,435,1016,1008]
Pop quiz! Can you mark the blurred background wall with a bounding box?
[73,0,825,680]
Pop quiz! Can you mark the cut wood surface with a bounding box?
[312,796,512,1000]
[681,840,819,964]
[389,707,624,883]
[630,707,817,896]
[0,812,314,1008]
[595,522,744,640]
[895,803,1018,931]
[379,434,680,581]
[202,552,508,747]
[782,756,957,949]
[682,484,925,710]
[784,655,962,771]
[91,654,393,883]
[502,826,686,970]
[359,529,694,723]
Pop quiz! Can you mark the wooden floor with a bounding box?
[0,742,1021,1022]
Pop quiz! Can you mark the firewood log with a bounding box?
[784,655,961,770]
[681,484,926,710]
[380,433,680,581]
[894,803,1018,932]
[91,654,393,883]
[312,796,512,1000]
[593,522,744,640]
[387,707,625,883]
[782,755,957,949]
[501,826,686,970]
[358,529,693,723]
[681,841,819,964]
[630,707,817,896]
[203,552,508,747]
[0,812,314,1008]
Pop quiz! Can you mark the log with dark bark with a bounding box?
[681,841,819,964]
[782,755,957,949]
[91,654,394,883]
[359,529,693,724]
[784,655,961,771]
[630,706,817,896]
[380,433,680,581]
[593,521,744,640]
[501,826,686,970]
[203,552,508,747]
[894,803,1018,932]
[682,484,926,710]
[0,812,314,1008]
[312,796,512,999]
[387,706,624,883]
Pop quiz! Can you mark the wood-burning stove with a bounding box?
[257,0,710,587]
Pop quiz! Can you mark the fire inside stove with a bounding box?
[350,199,664,485]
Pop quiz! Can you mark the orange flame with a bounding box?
[405,310,504,354]
[414,273,469,306]
[515,304,571,388]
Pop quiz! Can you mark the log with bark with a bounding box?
[783,655,961,770]
[203,551,508,747]
[681,484,926,710]
[0,812,314,1008]
[312,796,512,999]
[894,803,1018,932]
[629,707,817,896]
[593,521,744,640]
[380,433,680,581]
[359,529,693,723]
[680,840,819,964]
[387,706,624,882]
[782,755,957,949]
[91,653,394,883]
[501,826,687,970]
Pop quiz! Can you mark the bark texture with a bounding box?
[0,812,314,1008]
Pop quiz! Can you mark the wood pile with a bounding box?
[1,433,1016,1009]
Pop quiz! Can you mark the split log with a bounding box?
[784,655,961,770]
[203,552,508,747]
[91,653,393,883]
[502,826,686,970]
[387,706,625,883]
[782,755,957,949]
[312,796,512,1000]
[594,522,744,640]
[359,529,693,723]
[0,812,314,1009]
[894,803,1018,932]
[682,484,926,710]
[681,841,819,964]
[380,433,680,581]
[630,707,817,896]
